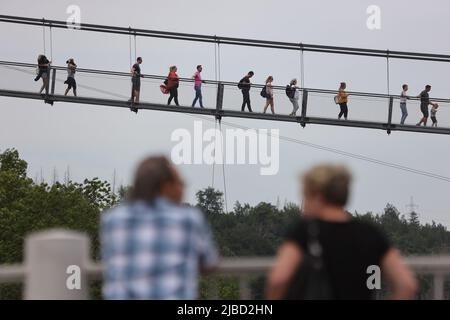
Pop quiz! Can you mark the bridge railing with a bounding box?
[0,229,449,300]
[1,59,450,134]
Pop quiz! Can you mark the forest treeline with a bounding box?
[0,149,449,299]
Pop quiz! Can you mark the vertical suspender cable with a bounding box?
[128,28,133,102]
[134,32,137,61]
[42,19,46,55]
[300,44,305,88]
[386,50,390,95]
[216,40,226,210]
[128,27,132,67]
[219,120,228,213]
[49,25,53,62]
[211,119,217,188]
[217,41,221,81]
[211,37,219,189]
[214,36,218,82]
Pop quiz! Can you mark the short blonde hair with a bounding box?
[302,164,352,206]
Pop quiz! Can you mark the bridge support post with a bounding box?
[239,275,251,300]
[215,82,224,120]
[300,89,308,128]
[433,273,445,300]
[44,67,56,106]
[24,229,90,300]
[50,67,56,95]
[387,96,393,135]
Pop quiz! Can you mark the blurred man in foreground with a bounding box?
[101,156,218,299]
[266,164,417,300]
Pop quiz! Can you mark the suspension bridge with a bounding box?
[1,14,450,301]
[0,15,450,135]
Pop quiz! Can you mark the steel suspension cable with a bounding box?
[3,14,450,62]
[214,37,218,82]
[300,44,305,88]
[217,41,221,81]
[219,119,228,213]
[134,33,137,61]
[211,118,218,188]
[128,28,132,67]
[185,114,450,183]
[49,25,53,62]
[42,20,46,55]
[386,50,390,95]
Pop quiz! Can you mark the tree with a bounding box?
[1,150,450,299]
[196,187,224,215]
[409,211,420,227]
[0,148,27,177]
[0,149,116,299]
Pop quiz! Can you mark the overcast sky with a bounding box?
[1,0,449,227]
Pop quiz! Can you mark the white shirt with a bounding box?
[294,87,300,100]
[291,85,300,100]
[400,90,407,104]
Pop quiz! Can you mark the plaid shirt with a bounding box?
[101,197,219,300]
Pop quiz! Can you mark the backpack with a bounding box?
[334,95,340,104]
[286,85,295,99]
[237,78,244,90]
[260,86,267,98]
[284,220,335,300]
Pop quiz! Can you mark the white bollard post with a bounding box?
[24,229,90,300]
[433,273,445,300]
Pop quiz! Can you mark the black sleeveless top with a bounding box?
[285,217,391,300]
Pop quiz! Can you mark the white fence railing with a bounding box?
[0,229,449,300]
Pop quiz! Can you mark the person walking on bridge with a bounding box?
[262,76,275,114]
[35,54,51,96]
[239,71,254,112]
[64,58,77,97]
[167,65,180,106]
[129,57,143,113]
[337,82,349,120]
[288,79,300,116]
[101,156,219,299]
[399,84,410,125]
[191,65,205,108]
[416,85,438,126]
[430,104,439,127]
[266,164,417,300]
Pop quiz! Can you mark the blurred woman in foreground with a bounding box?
[266,164,417,300]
